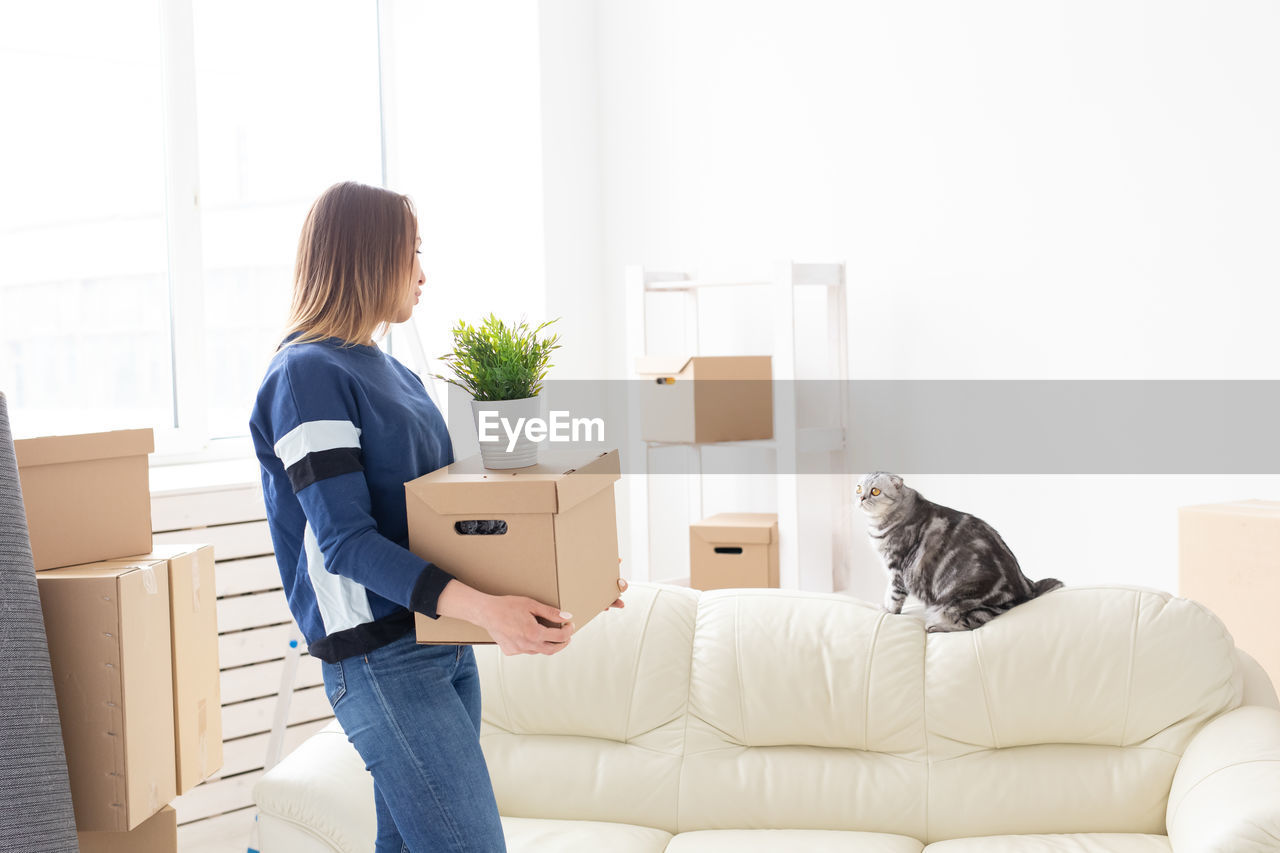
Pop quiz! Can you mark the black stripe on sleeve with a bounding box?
[308,611,414,663]
[409,563,457,620]
[285,446,364,493]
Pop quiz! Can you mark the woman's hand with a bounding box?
[608,576,628,609]
[475,594,577,656]
[436,571,628,656]
[437,580,574,656]
[606,558,627,609]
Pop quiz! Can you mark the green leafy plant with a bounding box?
[435,314,562,402]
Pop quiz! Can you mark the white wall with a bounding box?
[381,0,608,384]
[380,0,547,374]
[587,0,1280,597]
[538,0,607,382]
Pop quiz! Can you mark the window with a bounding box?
[0,0,384,454]
[0,2,172,439]
[192,0,383,440]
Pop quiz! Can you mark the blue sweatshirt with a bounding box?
[249,336,456,663]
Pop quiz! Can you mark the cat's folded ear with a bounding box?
[890,474,904,489]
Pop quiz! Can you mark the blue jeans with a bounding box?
[321,632,507,853]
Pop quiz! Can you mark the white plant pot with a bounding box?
[470,396,543,469]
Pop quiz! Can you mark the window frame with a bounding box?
[154,0,211,464]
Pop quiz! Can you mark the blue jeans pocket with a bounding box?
[323,659,347,709]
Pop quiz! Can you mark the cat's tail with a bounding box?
[1033,577,1064,597]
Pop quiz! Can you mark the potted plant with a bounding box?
[436,314,561,469]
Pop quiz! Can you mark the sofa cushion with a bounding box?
[477,583,697,833]
[689,590,925,752]
[679,589,928,838]
[927,587,1240,751]
[503,817,671,852]
[666,829,924,852]
[925,587,1242,840]
[922,834,1171,852]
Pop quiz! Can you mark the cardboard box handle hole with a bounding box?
[714,547,744,555]
[454,520,509,536]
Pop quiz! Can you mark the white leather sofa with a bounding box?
[253,583,1280,851]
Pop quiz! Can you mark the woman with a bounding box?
[249,181,625,852]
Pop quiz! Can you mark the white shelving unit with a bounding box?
[625,262,850,592]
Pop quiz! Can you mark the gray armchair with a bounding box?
[0,392,79,852]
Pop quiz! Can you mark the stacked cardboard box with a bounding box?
[690,513,780,591]
[406,449,623,644]
[77,805,177,853]
[38,559,177,831]
[18,429,221,848]
[136,544,224,793]
[14,429,154,570]
[635,355,773,443]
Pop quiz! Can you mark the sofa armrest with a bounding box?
[1237,649,1280,711]
[1166,706,1280,852]
[252,721,375,853]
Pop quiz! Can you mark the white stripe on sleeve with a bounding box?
[303,522,374,634]
[274,419,363,469]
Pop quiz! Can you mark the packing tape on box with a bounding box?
[140,565,158,595]
[150,780,159,813]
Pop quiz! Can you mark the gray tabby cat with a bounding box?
[857,472,1062,632]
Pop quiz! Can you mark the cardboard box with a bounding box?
[77,804,177,853]
[37,559,177,831]
[406,449,622,644]
[14,428,154,570]
[635,356,772,443]
[130,544,224,793]
[1180,500,1280,693]
[690,513,779,591]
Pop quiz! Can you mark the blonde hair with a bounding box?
[282,181,418,349]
